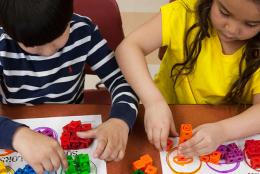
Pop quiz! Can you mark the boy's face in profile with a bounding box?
[18,24,70,57]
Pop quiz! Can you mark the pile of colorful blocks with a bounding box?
[60,121,93,150]
[200,143,244,164]
[132,154,157,174]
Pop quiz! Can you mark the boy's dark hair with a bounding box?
[171,0,260,104]
[0,0,73,47]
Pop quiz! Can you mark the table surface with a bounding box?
[0,104,245,174]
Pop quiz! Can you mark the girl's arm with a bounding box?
[115,13,178,150]
[115,13,164,108]
[219,93,260,141]
[178,94,260,157]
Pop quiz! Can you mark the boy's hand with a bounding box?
[178,122,225,157]
[144,101,178,151]
[12,127,68,174]
[77,118,129,161]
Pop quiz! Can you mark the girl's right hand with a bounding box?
[144,100,178,150]
[12,127,68,174]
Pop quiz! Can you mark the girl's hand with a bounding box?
[178,122,226,157]
[77,118,129,161]
[144,101,178,150]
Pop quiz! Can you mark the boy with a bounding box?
[0,0,138,173]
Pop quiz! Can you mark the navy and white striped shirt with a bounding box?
[0,14,138,149]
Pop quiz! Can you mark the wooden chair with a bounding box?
[74,0,125,104]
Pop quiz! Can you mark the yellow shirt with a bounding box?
[154,0,260,104]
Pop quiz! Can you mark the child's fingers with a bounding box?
[77,129,97,139]
[179,140,208,156]
[32,164,44,174]
[56,148,68,169]
[183,146,210,157]
[146,126,153,144]
[42,159,54,172]
[160,126,169,150]
[115,150,125,161]
[153,128,161,150]
[94,138,107,159]
[170,122,178,137]
[100,140,113,160]
[50,152,62,171]
[178,134,203,154]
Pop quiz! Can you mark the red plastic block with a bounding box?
[166,139,173,151]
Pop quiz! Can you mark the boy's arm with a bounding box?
[85,22,139,130]
[0,116,25,149]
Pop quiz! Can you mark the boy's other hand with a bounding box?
[178,122,225,157]
[77,118,129,161]
[12,127,68,174]
[144,101,178,151]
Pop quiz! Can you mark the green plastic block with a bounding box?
[133,169,144,174]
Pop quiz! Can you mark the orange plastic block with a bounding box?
[179,124,192,144]
[209,151,221,164]
[144,164,157,174]
[140,154,153,167]
[199,155,210,162]
[133,160,146,171]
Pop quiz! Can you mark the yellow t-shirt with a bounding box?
[154,0,260,104]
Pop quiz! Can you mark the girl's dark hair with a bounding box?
[171,0,260,104]
[0,0,73,46]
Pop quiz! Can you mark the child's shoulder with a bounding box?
[163,0,197,12]
[71,13,96,29]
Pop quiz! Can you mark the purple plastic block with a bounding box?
[227,143,239,152]
[217,145,227,159]
[225,151,243,163]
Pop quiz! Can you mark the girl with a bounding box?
[115,0,260,157]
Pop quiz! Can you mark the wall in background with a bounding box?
[116,0,168,12]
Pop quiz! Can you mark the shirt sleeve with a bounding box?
[85,21,139,130]
[0,116,25,149]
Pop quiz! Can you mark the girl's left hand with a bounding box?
[178,122,226,157]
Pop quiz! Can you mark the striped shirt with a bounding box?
[0,14,138,149]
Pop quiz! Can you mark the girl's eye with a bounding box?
[219,9,229,17]
[245,23,258,28]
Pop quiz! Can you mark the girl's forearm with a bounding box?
[218,104,260,142]
[115,41,166,107]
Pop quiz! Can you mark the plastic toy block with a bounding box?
[80,124,92,131]
[144,165,157,174]
[227,143,239,152]
[68,121,81,132]
[179,124,192,144]
[225,152,243,164]
[200,155,210,162]
[0,161,6,173]
[140,154,153,167]
[60,121,93,150]
[166,139,173,151]
[132,160,146,171]
[209,151,221,164]
[65,154,91,174]
[217,145,227,159]
[133,170,145,174]
[251,156,260,169]
[15,164,36,174]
